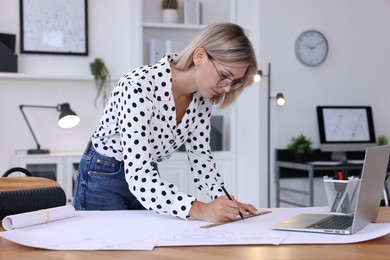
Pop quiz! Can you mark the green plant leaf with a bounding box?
[90,58,111,107]
[162,0,177,9]
[287,134,314,154]
[378,135,389,146]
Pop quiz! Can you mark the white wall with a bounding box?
[235,0,266,208]
[1,0,390,209]
[241,0,390,208]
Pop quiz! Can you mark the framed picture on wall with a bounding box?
[20,0,88,55]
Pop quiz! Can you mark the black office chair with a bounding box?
[2,167,33,177]
[0,167,67,220]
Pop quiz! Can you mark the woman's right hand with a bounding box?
[188,196,241,222]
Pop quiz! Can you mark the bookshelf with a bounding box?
[140,0,236,65]
[136,0,238,198]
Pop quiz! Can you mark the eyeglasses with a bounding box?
[206,53,243,91]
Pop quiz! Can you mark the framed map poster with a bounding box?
[20,0,88,55]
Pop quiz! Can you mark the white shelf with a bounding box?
[143,22,204,30]
[0,72,94,81]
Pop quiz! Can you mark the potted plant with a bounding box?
[287,134,314,162]
[378,135,389,146]
[90,58,111,107]
[161,0,178,23]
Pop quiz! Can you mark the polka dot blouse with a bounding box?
[91,54,225,219]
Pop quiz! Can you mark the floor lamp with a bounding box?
[257,63,285,207]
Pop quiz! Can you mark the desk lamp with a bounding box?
[19,103,80,154]
[256,63,285,207]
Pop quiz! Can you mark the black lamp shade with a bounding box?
[57,103,80,128]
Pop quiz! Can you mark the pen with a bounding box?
[334,168,348,180]
[221,186,244,219]
[337,171,343,180]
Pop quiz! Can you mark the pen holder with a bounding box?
[323,177,361,215]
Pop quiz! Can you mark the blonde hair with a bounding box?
[173,22,258,107]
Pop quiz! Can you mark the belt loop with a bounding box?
[84,140,94,154]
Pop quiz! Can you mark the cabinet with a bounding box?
[14,153,82,204]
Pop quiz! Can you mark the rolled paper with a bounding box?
[2,205,75,230]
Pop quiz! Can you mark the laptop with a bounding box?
[272,144,390,235]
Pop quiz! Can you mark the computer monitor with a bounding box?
[316,106,376,161]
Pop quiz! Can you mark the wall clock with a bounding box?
[295,30,328,67]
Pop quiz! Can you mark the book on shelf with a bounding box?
[183,0,202,25]
[149,39,187,64]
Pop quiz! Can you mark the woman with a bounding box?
[74,22,259,222]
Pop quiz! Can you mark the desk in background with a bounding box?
[275,149,369,207]
[1,207,390,259]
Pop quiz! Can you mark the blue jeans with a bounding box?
[73,141,146,211]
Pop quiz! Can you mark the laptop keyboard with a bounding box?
[307,215,353,230]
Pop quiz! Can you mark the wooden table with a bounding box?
[2,208,390,259]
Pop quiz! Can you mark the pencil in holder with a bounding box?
[323,177,361,215]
